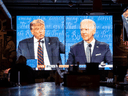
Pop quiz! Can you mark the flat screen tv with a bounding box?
[16,16,113,70]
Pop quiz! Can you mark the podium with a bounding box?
[64,74,100,88]
[64,63,100,88]
[86,63,99,75]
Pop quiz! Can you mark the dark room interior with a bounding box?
[0,0,128,95]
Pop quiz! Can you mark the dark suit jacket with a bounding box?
[17,37,65,64]
[67,40,112,64]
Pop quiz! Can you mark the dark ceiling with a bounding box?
[2,0,126,15]
[2,0,128,25]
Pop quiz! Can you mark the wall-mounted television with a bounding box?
[16,16,113,70]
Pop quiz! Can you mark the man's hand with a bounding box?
[4,68,11,74]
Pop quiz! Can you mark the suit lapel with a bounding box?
[45,37,52,64]
[91,40,99,62]
[79,41,87,63]
[28,37,35,59]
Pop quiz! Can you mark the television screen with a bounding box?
[16,16,113,70]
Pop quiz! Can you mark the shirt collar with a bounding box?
[84,38,95,46]
[34,36,45,42]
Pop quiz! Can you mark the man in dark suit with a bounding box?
[17,19,65,70]
[67,19,112,65]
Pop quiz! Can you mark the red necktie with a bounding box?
[37,41,44,70]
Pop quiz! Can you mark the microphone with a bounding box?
[39,40,44,43]
[38,40,44,45]
[89,44,92,48]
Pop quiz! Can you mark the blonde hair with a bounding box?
[30,19,45,30]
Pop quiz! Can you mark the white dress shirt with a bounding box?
[33,37,51,70]
[84,38,95,56]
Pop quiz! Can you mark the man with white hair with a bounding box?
[67,19,112,65]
